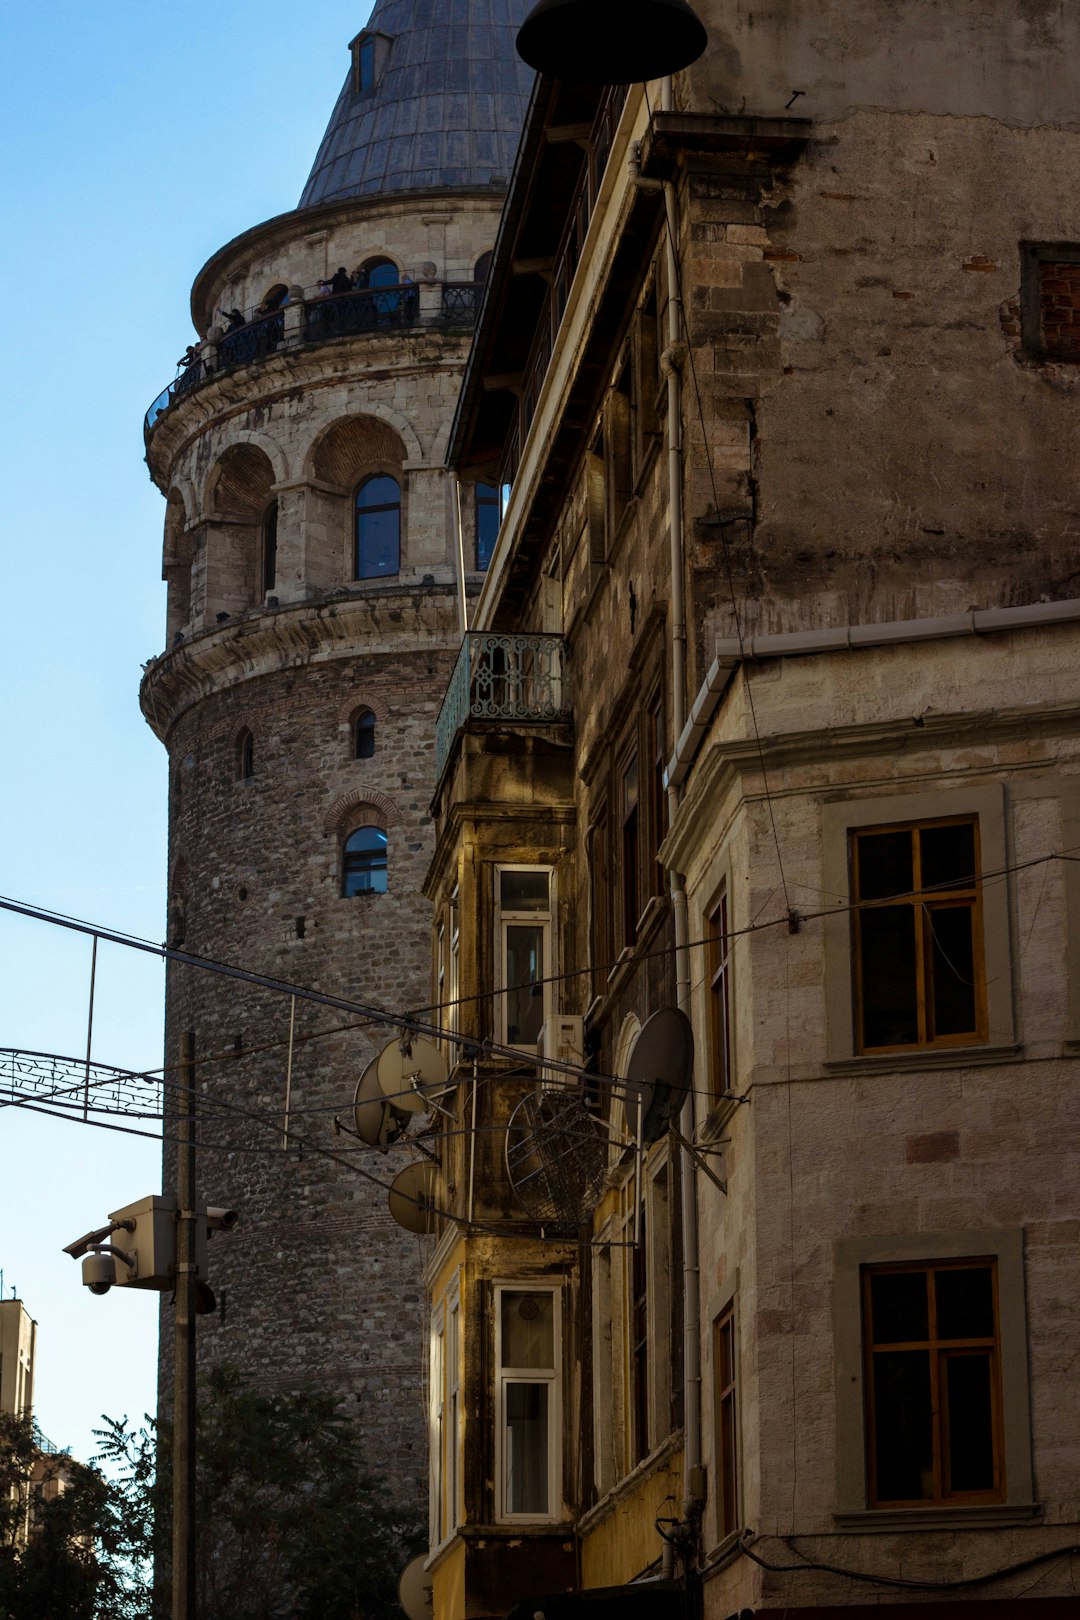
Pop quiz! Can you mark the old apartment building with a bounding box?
[138,0,532,1498]
[423,2,1080,1617]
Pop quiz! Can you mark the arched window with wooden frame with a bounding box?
[343,825,388,895]
[354,474,401,580]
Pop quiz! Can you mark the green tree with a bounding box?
[0,1409,150,1620]
[97,1366,423,1620]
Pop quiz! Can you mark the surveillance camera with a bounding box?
[82,1253,116,1295]
[205,1207,239,1232]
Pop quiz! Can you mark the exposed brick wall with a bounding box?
[1038,259,1080,360]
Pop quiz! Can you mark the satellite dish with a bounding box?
[388,1161,439,1235]
[377,1036,448,1114]
[505,1090,606,1227]
[398,1555,434,1620]
[353,1060,408,1147]
[622,1008,694,1143]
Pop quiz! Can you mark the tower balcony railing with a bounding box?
[435,633,572,777]
[144,279,485,440]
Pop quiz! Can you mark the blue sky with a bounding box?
[0,0,374,1464]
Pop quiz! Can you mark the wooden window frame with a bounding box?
[706,885,732,1105]
[862,1257,1005,1509]
[648,688,667,899]
[619,750,640,950]
[833,1228,1033,1522]
[713,1301,739,1541]
[850,815,986,1054]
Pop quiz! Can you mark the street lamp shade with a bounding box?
[516,0,708,84]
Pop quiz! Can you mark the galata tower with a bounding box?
[140,0,532,1499]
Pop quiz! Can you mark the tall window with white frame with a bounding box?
[447,1293,461,1535]
[496,1286,560,1521]
[429,1303,445,1546]
[496,867,552,1047]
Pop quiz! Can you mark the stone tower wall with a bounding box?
[144,184,504,1502]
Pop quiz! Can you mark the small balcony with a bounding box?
[435,633,572,776]
[144,279,484,440]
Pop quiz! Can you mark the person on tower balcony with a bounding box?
[331,266,352,295]
[219,307,246,333]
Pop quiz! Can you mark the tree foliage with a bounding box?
[0,1370,423,1620]
[0,1409,148,1620]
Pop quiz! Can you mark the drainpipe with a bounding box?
[636,75,703,1540]
[450,471,469,635]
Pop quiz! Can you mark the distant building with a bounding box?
[424,3,1080,1618]
[0,1297,36,1418]
[139,0,532,1505]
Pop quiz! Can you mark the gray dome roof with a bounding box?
[299,0,535,209]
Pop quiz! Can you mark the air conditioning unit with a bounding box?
[536,1014,585,1090]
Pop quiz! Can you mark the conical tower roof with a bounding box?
[299,0,534,209]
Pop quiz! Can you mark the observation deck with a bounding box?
[145,278,485,441]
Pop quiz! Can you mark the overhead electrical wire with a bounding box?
[2,843,1077,1112]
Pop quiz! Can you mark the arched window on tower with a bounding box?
[262,499,278,595]
[355,257,399,290]
[258,283,289,313]
[237,729,255,782]
[354,708,376,759]
[474,251,493,286]
[475,483,499,570]
[343,826,388,895]
[355,475,401,580]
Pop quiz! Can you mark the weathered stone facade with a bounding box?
[425,4,1080,1616]
[139,1,532,1504]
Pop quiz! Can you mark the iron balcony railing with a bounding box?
[435,633,571,776]
[144,280,486,439]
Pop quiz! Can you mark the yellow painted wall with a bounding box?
[581,1449,683,1589]
[431,1536,466,1620]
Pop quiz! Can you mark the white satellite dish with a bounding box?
[398,1555,434,1620]
[353,1059,408,1147]
[377,1035,448,1114]
[388,1161,439,1235]
[622,1007,694,1143]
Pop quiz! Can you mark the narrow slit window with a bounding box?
[354,708,376,759]
[262,499,278,595]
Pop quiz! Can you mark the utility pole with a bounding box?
[174,1031,197,1620]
